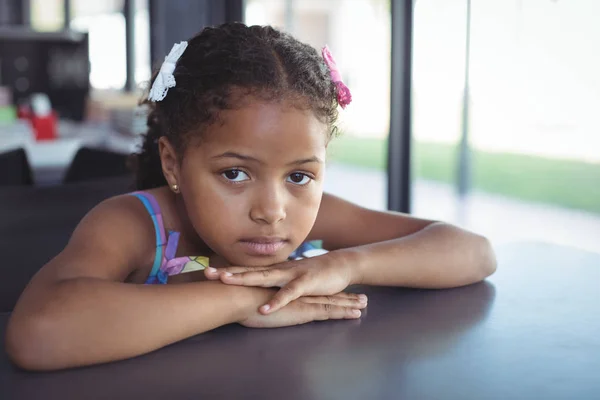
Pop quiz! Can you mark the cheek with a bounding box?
[183,196,244,257]
[180,170,241,232]
[185,183,246,229]
[289,185,323,232]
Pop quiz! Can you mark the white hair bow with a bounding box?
[148,41,188,102]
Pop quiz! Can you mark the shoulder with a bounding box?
[52,192,159,281]
[76,193,155,242]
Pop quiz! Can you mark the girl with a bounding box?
[5,23,496,371]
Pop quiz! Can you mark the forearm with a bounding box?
[344,222,497,288]
[6,279,269,371]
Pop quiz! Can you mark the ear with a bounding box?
[158,137,180,188]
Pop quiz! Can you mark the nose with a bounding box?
[249,183,287,225]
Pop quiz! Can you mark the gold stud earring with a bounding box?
[171,184,179,193]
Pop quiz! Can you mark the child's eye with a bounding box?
[222,169,250,182]
[286,173,311,185]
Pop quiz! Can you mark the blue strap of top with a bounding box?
[131,192,165,282]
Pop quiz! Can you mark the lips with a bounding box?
[239,237,287,256]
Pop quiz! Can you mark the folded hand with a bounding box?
[205,253,367,314]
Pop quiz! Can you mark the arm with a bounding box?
[333,222,497,288]
[311,194,497,288]
[7,279,273,371]
[4,197,271,371]
[207,193,497,312]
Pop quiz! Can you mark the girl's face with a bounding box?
[174,101,327,267]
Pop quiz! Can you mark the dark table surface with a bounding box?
[1,242,599,399]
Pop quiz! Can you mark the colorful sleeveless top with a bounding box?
[131,192,209,284]
[131,191,327,285]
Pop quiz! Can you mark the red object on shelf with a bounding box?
[16,104,58,141]
[31,111,58,141]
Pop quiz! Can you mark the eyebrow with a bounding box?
[213,152,323,166]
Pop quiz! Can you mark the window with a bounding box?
[411,0,600,252]
[30,0,150,91]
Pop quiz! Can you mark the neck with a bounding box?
[168,189,213,255]
[159,188,230,267]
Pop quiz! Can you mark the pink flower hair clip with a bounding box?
[321,45,352,109]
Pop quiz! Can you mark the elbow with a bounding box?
[5,312,62,371]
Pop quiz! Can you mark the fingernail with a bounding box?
[358,294,368,303]
[261,304,271,313]
[224,272,233,277]
[352,310,361,317]
[207,267,217,273]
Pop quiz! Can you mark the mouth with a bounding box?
[238,237,288,256]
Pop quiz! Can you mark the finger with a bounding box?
[261,281,305,314]
[299,292,368,304]
[312,304,362,321]
[204,266,270,281]
[322,292,369,304]
[219,266,271,274]
[220,268,293,288]
[333,292,369,302]
[203,267,221,280]
[300,295,368,309]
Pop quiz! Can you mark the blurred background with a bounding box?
[0,0,598,255]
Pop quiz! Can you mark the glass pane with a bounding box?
[69,0,126,90]
[30,0,150,92]
[469,0,600,252]
[134,0,151,87]
[245,0,391,211]
[412,0,600,253]
[411,0,466,221]
[30,0,65,31]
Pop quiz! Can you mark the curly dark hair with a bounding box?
[132,22,340,190]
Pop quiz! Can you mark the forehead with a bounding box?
[191,101,328,159]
